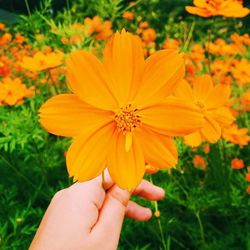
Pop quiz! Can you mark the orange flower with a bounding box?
[247,186,250,194]
[175,75,234,147]
[193,155,206,169]
[205,38,245,56]
[186,0,249,18]
[231,59,250,85]
[139,21,149,29]
[123,11,134,20]
[0,61,10,77]
[203,144,210,154]
[142,28,156,43]
[15,33,25,44]
[61,37,69,45]
[246,173,250,182]
[231,158,244,169]
[21,51,64,72]
[162,39,180,50]
[222,124,250,146]
[0,33,12,46]
[83,16,112,40]
[0,77,34,106]
[70,34,83,45]
[0,22,5,30]
[188,44,205,62]
[39,30,204,190]
[242,89,250,111]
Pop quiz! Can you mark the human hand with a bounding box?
[30,171,165,250]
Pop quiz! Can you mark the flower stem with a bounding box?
[0,154,50,200]
[182,21,195,52]
[24,0,32,16]
[47,69,59,94]
[149,175,167,250]
[195,210,205,245]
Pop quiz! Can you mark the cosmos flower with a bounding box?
[186,0,249,18]
[222,124,250,146]
[193,155,206,170]
[231,158,244,169]
[0,77,34,106]
[21,51,64,72]
[174,75,234,147]
[39,30,204,190]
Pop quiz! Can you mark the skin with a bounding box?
[30,171,165,250]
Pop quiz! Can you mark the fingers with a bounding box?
[133,179,165,201]
[126,201,152,221]
[67,176,106,210]
[66,168,114,210]
[91,185,130,249]
[101,168,114,190]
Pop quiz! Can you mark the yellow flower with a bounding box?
[39,30,204,190]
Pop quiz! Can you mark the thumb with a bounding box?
[91,185,131,249]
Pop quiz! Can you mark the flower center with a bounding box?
[195,101,206,114]
[39,60,46,67]
[114,104,141,133]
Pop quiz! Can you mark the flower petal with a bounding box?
[174,79,193,102]
[66,50,118,110]
[136,127,177,169]
[103,29,145,105]
[134,49,185,105]
[39,94,113,137]
[204,84,231,110]
[194,0,207,8]
[107,130,145,191]
[208,107,234,127]
[201,115,221,143]
[66,123,115,181]
[185,6,212,17]
[140,97,204,136]
[219,2,249,18]
[193,74,213,102]
[184,132,202,147]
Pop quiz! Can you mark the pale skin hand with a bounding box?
[29,171,165,250]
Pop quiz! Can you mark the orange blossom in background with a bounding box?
[21,51,64,72]
[186,0,249,18]
[174,75,234,147]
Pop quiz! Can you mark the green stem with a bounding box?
[206,17,216,74]
[157,218,167,250]
[66,0,72,24]
[206,28,212,74]
[24,0,32,16]
[149,175,167,250]
[47,69,59,94]
[195,210,205,245]
[31,138,50,189]
[0,154,50,200]
[182,21,195,52]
